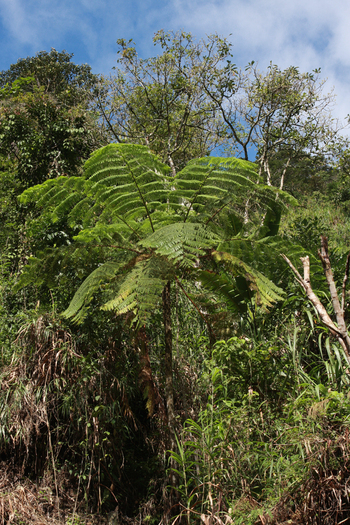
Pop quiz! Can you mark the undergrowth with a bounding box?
[168,334,350,525]
[2,309,350,524]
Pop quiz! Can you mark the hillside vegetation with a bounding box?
[1,33,350,524]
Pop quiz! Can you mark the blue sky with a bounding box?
[0,0,349,126]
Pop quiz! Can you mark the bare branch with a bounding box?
[281,253,342,337]
[318,236,347,335]
[282,243,350,364]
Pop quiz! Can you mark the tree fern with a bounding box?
[18,143,292,324]
[17,142,297,442]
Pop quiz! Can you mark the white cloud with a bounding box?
[166,0,350,123]
[0,0,39,46]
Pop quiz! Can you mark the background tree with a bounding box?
[96,31,232,175]
[0,49,107,186]
[98,32,344,189]
[0,49,96,98]
[202,62,345,189]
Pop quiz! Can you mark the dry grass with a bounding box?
[257,433,350,525]
[0,461,108,525]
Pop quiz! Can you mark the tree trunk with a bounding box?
[137,327,166,421]
[162,280,175,449]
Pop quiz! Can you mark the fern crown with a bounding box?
[19,143,292,323]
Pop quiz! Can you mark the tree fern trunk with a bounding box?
[162,280,175,449]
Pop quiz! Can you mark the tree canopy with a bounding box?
[0,49,106,186]
[0,49,97,100]
[97,31,345,192]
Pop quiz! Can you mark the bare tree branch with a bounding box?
[282,239,350,364]
[281,253,342,337]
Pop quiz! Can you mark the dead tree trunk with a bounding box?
[282,236,350,363]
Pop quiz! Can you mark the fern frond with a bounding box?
[20,144,171,235]
[63,259,131,322]
[196,270,244,313]
[102,256,172,323]
[72,222,140,248]
[170,157,297,225]
[83,143,171,230]
[19,176,68,205]
[170,157,256,219]
[67,196,96,228]
[213,251,284,310]
[140,223,220,268]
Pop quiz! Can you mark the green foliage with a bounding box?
[18,143,287,327]
[0,51,106,186]
[62,260,127,321]
[2,33,350,524]
[0,160,29,271]
[214,62,341,191]
[212,251,284,310]
[0,49,97,101]
[101,255,171,320]
[141,223,220,267]
[169,329,350,524]
[0,309,160,515]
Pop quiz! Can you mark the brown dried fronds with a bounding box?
[0,461,60,525]
[15,313,79,387]
[0,314,81,474]
[1,313,78,413]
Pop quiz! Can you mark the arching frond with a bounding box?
[72,222,141,249]
[170,156,297,225]
[196,270,245,313]
[63,259,130,322]
[19,176,69,206]
[83,143,171,232]
[102,256,173,324]
[20,144,171,235]
[212,251,284,310]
